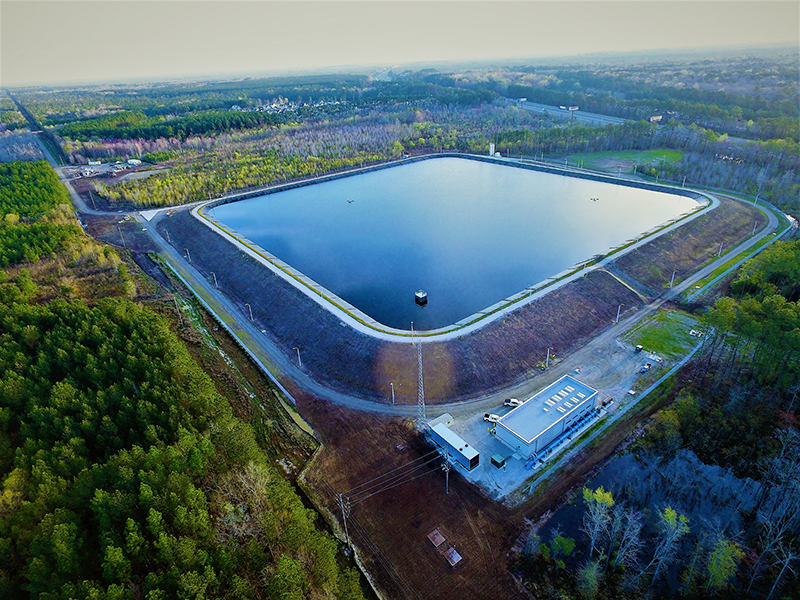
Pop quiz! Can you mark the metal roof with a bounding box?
[431,423,479,461]
[496,375,598,444]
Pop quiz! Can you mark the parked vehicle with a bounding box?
[504,398,522,407]
[484,413,501,423]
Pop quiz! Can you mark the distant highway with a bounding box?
[513,99,629,127]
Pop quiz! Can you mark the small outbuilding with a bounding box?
[429,423,479,471]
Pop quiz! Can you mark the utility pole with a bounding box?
[670,270,677,288]
[545,347,552,369]
[442,448,451,495]
[417,339,426,428]
[184,248,191,263]
[752,221,758,235]
[165,229,170,243]
[245,303,253,321]
[338,493,351,550]
[718,241,724,257]
[615,303,625,324]
[210,271,218,288]
[412,321,426,427]
[118,226,126,250]
[390,382,395,405]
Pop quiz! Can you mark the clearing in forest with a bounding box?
[564,149,684,172]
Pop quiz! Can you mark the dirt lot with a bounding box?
[297,357,699,600]
[299,394,524,600]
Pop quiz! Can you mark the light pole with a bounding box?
[210,271,218,288]
[718,241,724,257]
[670,270,677,288]
[245,303,253,321]
[164,229,170,243]
[615,303,625,324]
[184,248,191,263]
[293,347,302,367]
[118,226,126,250]
[390,382,395,405]
[545,347,552,369]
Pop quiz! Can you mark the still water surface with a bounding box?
[213,158,699,330]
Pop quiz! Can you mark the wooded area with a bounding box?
[2,49,798,599]
[0,162,365,599]
[520,240,800,599]
[13,53,793,217]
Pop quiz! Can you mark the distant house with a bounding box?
[88,160,102,166]
[128,158,142,166]
[649,115,663,123]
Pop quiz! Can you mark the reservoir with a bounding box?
[212,157,700,330]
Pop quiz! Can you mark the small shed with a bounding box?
[429,423,479,471]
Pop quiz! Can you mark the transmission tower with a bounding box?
[417,340,426,428]
[412,323,426,429]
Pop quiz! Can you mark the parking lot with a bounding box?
[427,321,685,501]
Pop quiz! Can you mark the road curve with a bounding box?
[139,190,783,421]
[34,125,788,420]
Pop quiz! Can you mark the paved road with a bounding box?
[191,169,714,344]
[144,188,783,424]
[514,99,629,127]
[32,130,788,423]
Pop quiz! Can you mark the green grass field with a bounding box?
[623,309,699,359]
[564,149,683,172]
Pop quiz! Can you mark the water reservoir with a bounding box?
[211,157,700,330]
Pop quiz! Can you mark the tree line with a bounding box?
[0,161,366,599]
[0,161,79,267]
[519,240,800,599]
[58,110,287,141]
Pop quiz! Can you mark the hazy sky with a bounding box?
[2,1,798,87]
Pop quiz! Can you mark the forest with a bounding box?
[0,161,78,266]
[8,51,795,218]
[519,241,800,599]
[0,161,365,599]
[2,49,798,599]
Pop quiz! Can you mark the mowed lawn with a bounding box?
[564,149,684,172]
[623,309,700,359]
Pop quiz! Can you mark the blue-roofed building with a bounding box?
[494,375,598,459]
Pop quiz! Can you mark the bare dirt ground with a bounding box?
[299,393,524,600]
[298,360,698,600]
[83,212,160,253]
[68,176,772,600]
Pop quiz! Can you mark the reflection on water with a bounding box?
[214,157,698,330]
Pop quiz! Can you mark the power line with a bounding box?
[350,458,440,506]
[349,455,441,503]
[343,449,439,496]
[346,513,424,600]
